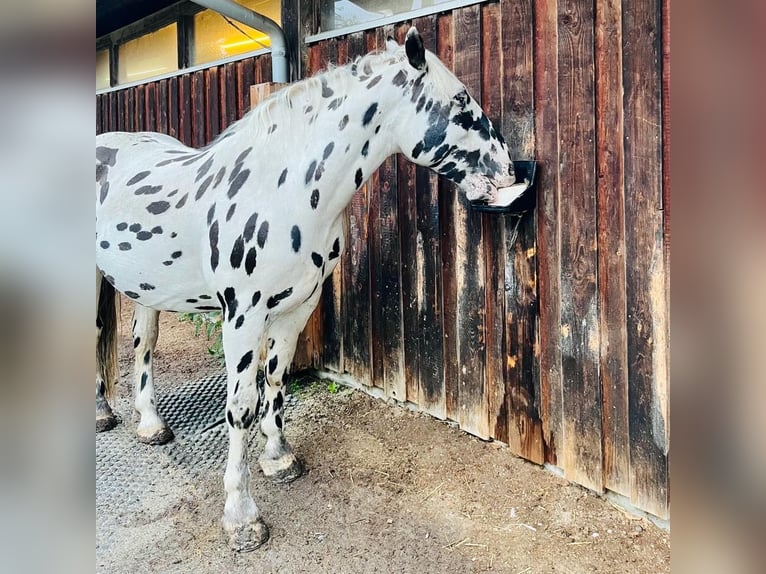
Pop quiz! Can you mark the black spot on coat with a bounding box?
[119,242,132,251]
[226,203,237,222]
[362,103,378,127]
[291,225,301,252]
[227,169,250,199]
[257,221,269,248]
[196,174,215,200]
[310,189,319,209]
[305,160,317,184]
[311,252,323,267]
[209,221,220,271]
[236,350,253,373]
[175,193,188,209]
[230,235,245,268]
[243,212,259,242]
[146,201,170,215]
[127,171,150,185]
[96,146,118,166]
[267,287,293,309]
[355,168,363,188]
[278,168,288,187]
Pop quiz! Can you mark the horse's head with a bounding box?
[388,28,515,202]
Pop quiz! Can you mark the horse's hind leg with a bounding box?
[96,269,118,432]
[132,305,174,444]
[258,300,319,483]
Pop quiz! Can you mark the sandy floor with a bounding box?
[97,298,669,573]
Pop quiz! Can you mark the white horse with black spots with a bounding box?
[96,28,523,551]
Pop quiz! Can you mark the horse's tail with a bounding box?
[97,273,119,400]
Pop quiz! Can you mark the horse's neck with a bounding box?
[304,65,402,220]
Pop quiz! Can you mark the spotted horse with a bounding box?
[96,28,523,551]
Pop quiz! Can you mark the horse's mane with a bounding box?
[207,49,402,146]
[203,42,459,151]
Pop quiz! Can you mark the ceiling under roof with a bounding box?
[96,0,181,38]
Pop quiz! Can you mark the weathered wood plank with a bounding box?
[145,82,158,132]
[480,0,508,444]
[623,0,669,519]
[126,89,136,133]
[157,80,169,135]
[178,75,192,146]
[167,77,178,139]
[205,67,220,141]
[191,70,206,146]
[533,0,563,467]
[557,0,602,493]
[134,85,145,131]
[222,63,238,128]
[241,59,254,112]
[595,0,629,497]
[499,0,542,461]
[453,4,489,439]
[435,13,459,423]
[116,90,127,132]
[342,32,372,388]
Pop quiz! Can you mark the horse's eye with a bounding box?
[455,91,469,108]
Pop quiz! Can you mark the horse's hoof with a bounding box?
[136,427,174,445]
[260,454,304,484]
[225,518,270,552]
[96,415,118,433]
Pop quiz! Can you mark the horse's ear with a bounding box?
[385,35,398,52]
[405,27,426,71]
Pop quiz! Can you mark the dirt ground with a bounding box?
[97,298,669,573]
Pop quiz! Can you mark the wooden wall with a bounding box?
[302,0,669,520]
[96,0,669,520]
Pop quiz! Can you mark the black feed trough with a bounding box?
[470,160,538,215]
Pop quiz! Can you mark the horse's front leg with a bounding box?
[221,314,269,552]
[258,299,319,483]
[132,305,173,444]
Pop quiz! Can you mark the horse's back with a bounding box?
[96,131,213,312]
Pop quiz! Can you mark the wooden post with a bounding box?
[249,82,288,107]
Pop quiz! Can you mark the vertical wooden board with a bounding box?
[480,3,506,441]
[95,95,102,133]
[533,0,563,467]
[205,68,220,141]
[338,32,374,388]
[623,0,669,519]
[557,0,602,493]
[595,0,630,496]
[501,0,535,158]
[415,166,445,419]
[158,80,169,135]
[108,92,118,132]
[178,75,192,146]
[116,91,126,132]
[501,0,543,462]
[343,183,372,386]
[145,82,158,132]
[191,70,206,147]
[396,153,417,404]
[134,85,145,131]
[223,63,238,128]
[479,1,509,444]
[350,33,384,389]
[453,4,489,439]
[126,89,136,133]
[436,13,460,423]
[242,59,255,111]
[504,214,544,462]
[261,54,273,85]
[167,77,179,139]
